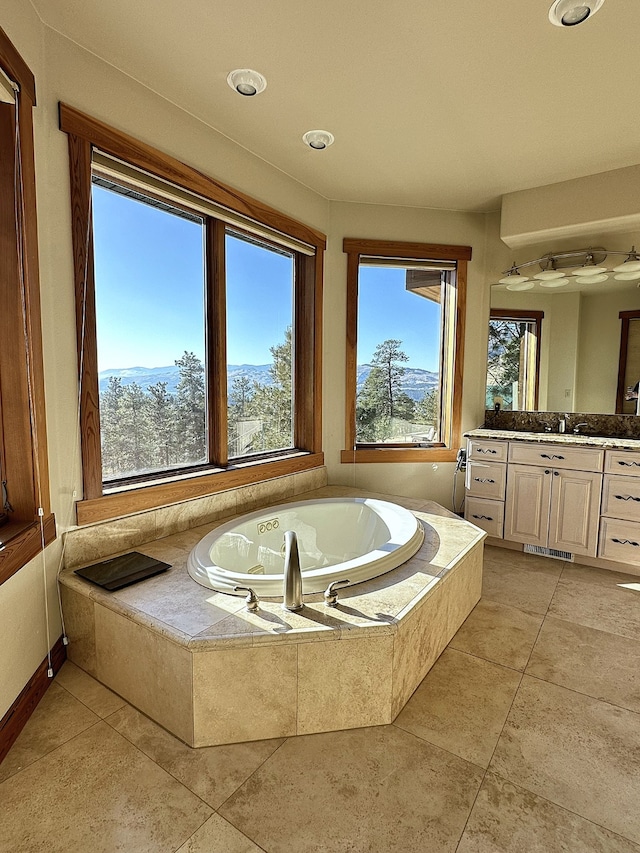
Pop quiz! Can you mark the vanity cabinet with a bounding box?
[464,436,614,562]
[504,463,602,557]
[464,440,508,537]
[599,450,640,567]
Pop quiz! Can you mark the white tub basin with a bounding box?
[187,497,425,595]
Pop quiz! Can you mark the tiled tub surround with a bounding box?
[59,487,485,747]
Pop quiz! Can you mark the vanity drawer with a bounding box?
[598,517,640,567]
[465,497,504,538]
[605,450,640,477]
[508,443,604,473]
[465,460,506,500]
[602,475,640,522]
[468,440,508,463]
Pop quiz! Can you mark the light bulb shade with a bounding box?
[570,265,607,276]
[534,270,566,281]
[613,260,640,273]
[539,279,568,288]
[614,271,640,281]
[506,280,535,291]
[575,274,608,284]
[227,69,267,96]
[302,130,335,150]
[548,0,605,27]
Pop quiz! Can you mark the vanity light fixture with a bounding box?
[495,247,640,290]
[548,0,605,27]
[498,263,529,286]
[226,69,267,97]
[302,130,335,150]
[613,246,640,275]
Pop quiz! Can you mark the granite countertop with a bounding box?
[464,428,640,451]
[59,486,486,651]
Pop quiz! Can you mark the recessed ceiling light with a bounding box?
[548,0,605,27]
[226,69,267,97]
[302,130,335,150]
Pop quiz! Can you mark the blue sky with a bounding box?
[358,267,441,370]
[92,185,292,370]
[92,184,439,372]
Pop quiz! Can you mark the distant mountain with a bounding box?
[98,364,273,394]
[99,363,438,400]
[356,364,439,401]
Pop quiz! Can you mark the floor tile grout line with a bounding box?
[215,736,291,815]
[445,644,530,674]
[453,550,567,851]
[0,717,105,787]
[488,769,640,849]
[520,671,640,719]
[55,672,127,720]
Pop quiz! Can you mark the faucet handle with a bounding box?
[234,586,260,612]
[324,579,350,607]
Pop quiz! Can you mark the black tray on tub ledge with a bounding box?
[74,551,171,591]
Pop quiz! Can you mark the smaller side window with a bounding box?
[343,239,470,463]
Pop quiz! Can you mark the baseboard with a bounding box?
[0,635,66,764]
[485,538,640,578]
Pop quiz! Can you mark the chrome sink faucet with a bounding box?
[282,530,303,612]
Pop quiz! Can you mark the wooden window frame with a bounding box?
[488,309,543,412]
[0,28,55,585]
[341,238,470,464]
[60,105,324,525]
[616,310,640,414]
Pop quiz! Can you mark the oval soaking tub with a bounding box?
[187,497,425,596]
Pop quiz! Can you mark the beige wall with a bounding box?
[324,201,491,503]
[1,9,331,717]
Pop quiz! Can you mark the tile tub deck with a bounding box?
[59,487,485,747]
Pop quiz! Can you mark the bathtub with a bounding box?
[187,497,425,596]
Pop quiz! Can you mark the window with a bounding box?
[342,239,469,463]
[0,29,54,584]
[486,310,543,411]
[61,105,324,524]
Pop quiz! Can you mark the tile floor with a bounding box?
[2,544,640,852]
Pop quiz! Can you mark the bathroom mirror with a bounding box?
[488,278,640,414]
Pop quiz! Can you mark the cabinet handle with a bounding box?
[614,494,640,502]
[617,460,640,467]
[472,514,493,521]
[476,448,497,455]
[612,538,640,547]
[540,453,565,460]
[473,477,495,483]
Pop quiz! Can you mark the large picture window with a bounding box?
[62,106,324,524]
[343,239,469,464]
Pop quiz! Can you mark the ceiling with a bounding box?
[30,0,640,211]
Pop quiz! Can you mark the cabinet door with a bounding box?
[504,464,552,547]
[549,470,602,557]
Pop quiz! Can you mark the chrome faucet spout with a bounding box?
[282,530,303,612]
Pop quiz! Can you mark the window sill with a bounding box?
[341,447,458,464]
[76,452,325,525]
[0,514,57,586]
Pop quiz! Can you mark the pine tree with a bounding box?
[175,351,206,463]
[148,381,177,468]
[356,339,415,441]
